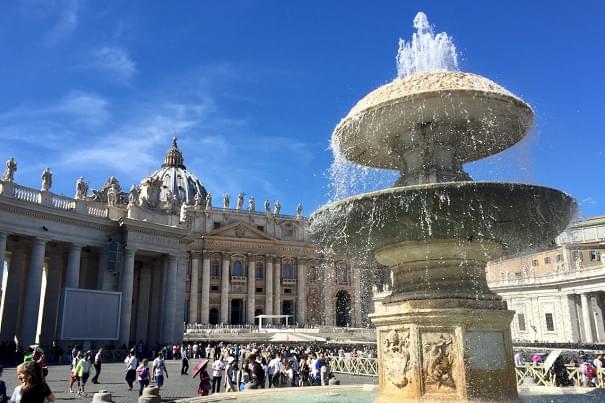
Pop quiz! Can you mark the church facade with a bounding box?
[486,216,605,344]
[0,139,368,348]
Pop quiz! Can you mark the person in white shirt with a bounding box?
[152,352,168,391]
[211,359,225,393]
[124,351,138,390]
[267,353,283,388]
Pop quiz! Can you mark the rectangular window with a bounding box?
[545,313,555,331]
[517,313,526,331]
[572,250,583,262]
[211,285,219,292]
[256,287,263,293]
[544,256,551,264]
[255,266,264,279]
[257,225,265,232]
[589,250,601,261]
[531,259,539,267]
[514,272,522,279]
[556,254,563,263]
[213,222,221,229]
[284,288,292,294]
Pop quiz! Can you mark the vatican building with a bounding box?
[0,139,370,349]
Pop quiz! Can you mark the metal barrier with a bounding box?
[515,364,605,387]
[328,358,605,388]
[328,356,378,377]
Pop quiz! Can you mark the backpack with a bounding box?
[585,363,596,378]
[137,366,149,380]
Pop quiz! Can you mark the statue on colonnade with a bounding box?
[3,157,16,182]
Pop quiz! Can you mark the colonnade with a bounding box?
[0,231,187,348]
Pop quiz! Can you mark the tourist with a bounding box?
[513,351,524,366]
[250,354,265,389]
[74,351,93,396]
[181,346,189,375]
[91,348,103,384]
[196,361,211,396]
[224,357,237,392]
[192,343,199,359]
[580,355,597,387]
[551,355,573,387]
[0,366,7,402]
[124,350,138,390]
[68,351,80,394]
[282,360,295,387]
[211,356,225,393]
[152,352,168,391]
[267,352,282,387]
[10,361,55,402]
[299,354,310,386]
[136,359,151,396]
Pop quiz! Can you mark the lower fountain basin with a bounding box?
[310,182,575,260]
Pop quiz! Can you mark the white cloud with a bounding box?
[44,0,80,45]
[86,46,137,82]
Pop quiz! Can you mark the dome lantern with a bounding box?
[162,136,186,169]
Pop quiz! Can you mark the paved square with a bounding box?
[1,359,377,402]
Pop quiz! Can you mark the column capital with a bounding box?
[124,247,136,256]
[191,250,202,257]
[0,232,8,241]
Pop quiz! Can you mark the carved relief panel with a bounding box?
[421,332,456,394]
[381,329,413,388]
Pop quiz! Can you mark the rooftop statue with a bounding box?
[75,177,89,200]
[264,199,270,213]
[296,203,303,217]
[128,185,140,207]
[3,157,16,183]
[205,193,212,211]
[223,193,230,209]
[236,192,244,210]
[41,168,52,191]
[248,196,255,212]
[194,191,202,207]
[274,200,281,216]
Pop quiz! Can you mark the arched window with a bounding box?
[255,263,264,279]
[282,262,294,279]
[211,261,220,278]
[233,260,243,276]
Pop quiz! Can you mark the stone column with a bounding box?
[323,263,336,325]
[189,251,200,324]
[220,253,230,324]
[135,265,151,342]
[40,252,63,344]
[65,243,82,288]
[200,252,210,324]
[561,294,581,342]
[352,265,363,327]
[21,238,46,346]
[247,254,256,324]
[174,256,188,339]
[96,246,107,290]
[592,294,605,342]
[296,259,306,325]
[265,256,273,316]
[0,233,7,295]
[273,259,281,320]
[119,248,136,346]
[162,255,177,343]
[581,292,594,343]
[0,248,23,340]
[148,258,163,345]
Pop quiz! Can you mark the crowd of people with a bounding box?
[514,350,605,387]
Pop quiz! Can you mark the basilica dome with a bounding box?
[140,137,207,205]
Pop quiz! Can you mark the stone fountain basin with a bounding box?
[333,72,534,170]
[310,182,575,260]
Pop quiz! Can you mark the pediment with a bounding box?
[206,220,275,241]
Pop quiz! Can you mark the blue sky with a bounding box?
[1,1,604,218]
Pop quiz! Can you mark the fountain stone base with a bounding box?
[370,239,518,402]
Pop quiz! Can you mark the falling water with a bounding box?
[396,11,459,79]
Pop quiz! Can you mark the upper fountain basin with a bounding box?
[333,72,534,170]
[310,182,575,261]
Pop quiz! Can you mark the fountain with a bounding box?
[311,12,576,402]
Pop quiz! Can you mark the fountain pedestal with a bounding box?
[372,301,517,402]
[370,239,518,402]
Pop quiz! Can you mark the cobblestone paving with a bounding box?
[2,359,377,403]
